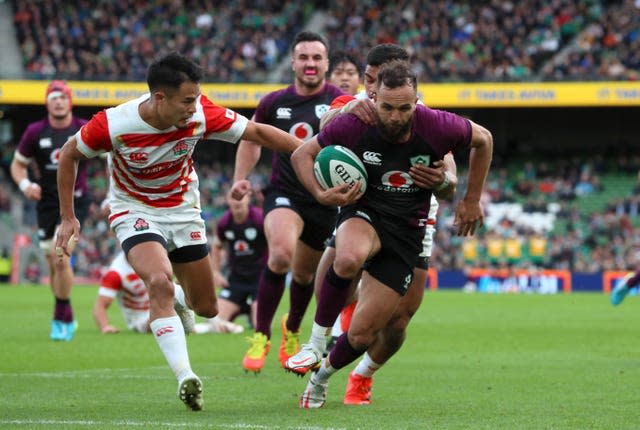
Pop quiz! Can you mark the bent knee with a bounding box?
[333,254,363,279]
[268,248,293,273]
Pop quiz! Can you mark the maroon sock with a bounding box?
[328,333,365,370]
[628,271,640,288]
[254,267,286,338]
[315,266,352,327]
[286,279,313,332]
[54,297,73,323]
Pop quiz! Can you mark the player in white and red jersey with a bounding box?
[55,52,303,411]
[94,251,194,334]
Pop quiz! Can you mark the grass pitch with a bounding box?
[1,285,639,429]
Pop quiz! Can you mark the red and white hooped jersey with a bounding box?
[99,251,150,318]
[75,94,248,220]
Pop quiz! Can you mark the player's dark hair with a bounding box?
[377,60,417,90]
[291,31,329,54]
[366,44,409,67]
[146,52,203,92]
[328,50,362,76]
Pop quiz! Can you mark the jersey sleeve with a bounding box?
[418,107,473,157]
[330,94,356,110]
[317,114,366,150]
[200,96,248,143]
[15,122,43,162]
[76,110,112,157]
[98,270,122,298]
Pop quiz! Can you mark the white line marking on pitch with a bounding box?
[0,420,349,430]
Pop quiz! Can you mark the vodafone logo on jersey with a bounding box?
[375,171,419,193]
[289,122,314,141]
[50,148,62,165]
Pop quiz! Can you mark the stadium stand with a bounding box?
[10,0,311,82]
[2,0,639,282]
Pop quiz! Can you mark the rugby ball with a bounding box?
[313,145,367,193]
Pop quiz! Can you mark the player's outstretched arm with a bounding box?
[93,295,120,334]
[56,137,87,256]
[454,121,493,236]
[241,121,302,155]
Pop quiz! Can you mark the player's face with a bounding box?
[292,41,329,90]
[363,65,380,99]
[158,81,200,129]
[375,83,418,142]
[46,94,71,120]
[329,61,360,95]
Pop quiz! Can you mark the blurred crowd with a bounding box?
[11,0,640,82]
[324,0,639,82]
[12,0,310,82]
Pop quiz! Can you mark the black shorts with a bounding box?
[327,232,428,269]
[262,187,337,251]
[337,206,422,296]
[219,277,258,307]
[37,195,90,241]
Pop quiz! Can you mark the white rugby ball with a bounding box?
[313,145,367,193]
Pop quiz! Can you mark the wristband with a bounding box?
[19,178,32,192]
[435,171,453,191]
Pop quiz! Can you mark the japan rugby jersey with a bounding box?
[99,252,149,318]
[75,94,248,219]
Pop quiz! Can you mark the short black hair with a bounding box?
[146,52,203,92]
[328,50,362,76]
[377,60,417,90]
[291,31,329,54]
[366,44,409,67]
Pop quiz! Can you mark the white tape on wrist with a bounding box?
[435,171,453,191]
[19,178,32,192]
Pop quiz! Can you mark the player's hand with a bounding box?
[22,182,42,201]
[453,199,484,236]
[345,99,377,125]
[54,217,81,259]
[230,180,252,200]
[315,181,363,206]
[409,161,446,190]
[101,325,120,334]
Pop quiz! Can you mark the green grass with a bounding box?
[1,285,640,429]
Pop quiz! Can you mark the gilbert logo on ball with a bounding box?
[313,145,367,193]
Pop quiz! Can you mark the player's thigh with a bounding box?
[348,272,402,346]
[127,241,173,284]
[264,208,303,258]
[393,267,427,321]
[173,255,217,307]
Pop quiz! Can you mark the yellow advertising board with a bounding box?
[1,80,639,108]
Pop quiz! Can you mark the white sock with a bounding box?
[173,283,188,309]
[310,322,331,351]
[314,358,337,384]
[150,316,193,381]
[353,352,381,378]
[331,314,342,337]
